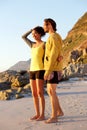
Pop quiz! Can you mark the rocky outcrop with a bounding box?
[63,63,87,79]
[0,83,31,100]
[0,70,31,100]
[0,70,29,87]
[0,70,47,100]
[63,12,87,68]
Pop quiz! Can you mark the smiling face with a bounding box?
[32,30,41,40]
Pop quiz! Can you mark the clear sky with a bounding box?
[0,0,87,72]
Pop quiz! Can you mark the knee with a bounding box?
[47,88,51,96]
[32,91,38,98]
[47,88,55,96]
[38,91,44,98]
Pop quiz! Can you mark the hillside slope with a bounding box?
[63,12,87,68]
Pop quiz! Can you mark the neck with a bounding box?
[48,29,55,35]
[36,39,42,44]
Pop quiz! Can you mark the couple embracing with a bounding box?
[22,18,64,123]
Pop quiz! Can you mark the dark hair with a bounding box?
[44,18,57,31]
[33,26,45,37]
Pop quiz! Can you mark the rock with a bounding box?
[17,87,22,93]
[23,83,31,89]
[0,82,11,90]
[11,75,29,87]
[15,94,24,99]
[0,91,9,100]
[18,70,28,75]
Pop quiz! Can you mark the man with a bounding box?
[43,18,64,123]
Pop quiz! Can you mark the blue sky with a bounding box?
[0,0,87,72]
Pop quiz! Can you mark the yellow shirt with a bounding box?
[44,32,63,77]
[30,43,45,71]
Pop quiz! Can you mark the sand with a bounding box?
[0,78,87,130]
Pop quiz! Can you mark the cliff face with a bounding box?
[63,12,87,68]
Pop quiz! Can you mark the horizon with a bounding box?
[0,0,87,72]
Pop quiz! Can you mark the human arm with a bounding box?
[44,38,62,78]
[22,29,33,48]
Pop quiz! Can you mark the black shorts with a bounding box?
[46,71,61,84]
[29,70,45,80]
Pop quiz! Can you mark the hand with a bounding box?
[44,75,48,80]
[58,71,62,81]
[44,72,54,80]
[57,56,63,62]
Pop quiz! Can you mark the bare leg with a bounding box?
[45,83,62,123]
[56,95,64,116]
[36,79,45,121]
[30,79,40,120]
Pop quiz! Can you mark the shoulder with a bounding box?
[42,42,46,49]
[31,42,36,48]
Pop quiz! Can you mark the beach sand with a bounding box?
[0,78,87,130]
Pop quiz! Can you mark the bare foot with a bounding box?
[36,116,45,121]
[57,111,64,117]
[45,117,58,123]
[29,115,40,121]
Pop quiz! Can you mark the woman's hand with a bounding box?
[57,56,63,62]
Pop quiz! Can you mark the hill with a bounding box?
[63,12,87,68]
[9,59,31,71]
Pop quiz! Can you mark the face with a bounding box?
[32,30,41,40]
[43,21,49,33]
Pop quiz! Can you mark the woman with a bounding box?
[22,26,45,121]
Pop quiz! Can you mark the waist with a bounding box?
[30,62,44,71]
[44,61,63,71]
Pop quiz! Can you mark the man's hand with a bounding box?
[57,56,63,62]
[44,72,54,80]
[44,75,48,80]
